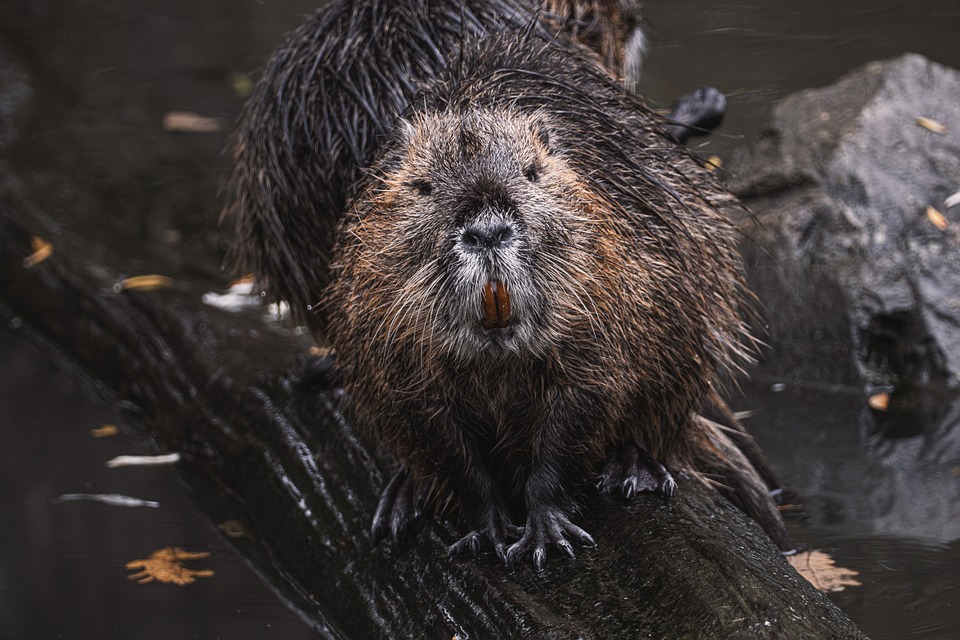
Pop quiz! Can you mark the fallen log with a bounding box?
[0,182,867,638]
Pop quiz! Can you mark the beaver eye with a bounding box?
[524,164,540,183]
[409,179,433,196]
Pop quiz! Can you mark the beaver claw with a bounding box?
[595,444,676,498]
[505,506,595,571]
[448,508,523,562]
[371,466,422,544]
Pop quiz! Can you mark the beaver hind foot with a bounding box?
[447,506,523,564]
[663,85,727,144]
[595,444,678,499]
[371,467,423,544]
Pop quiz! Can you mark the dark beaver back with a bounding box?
[223,0,645,333]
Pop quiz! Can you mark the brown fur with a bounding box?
[541,0,645,87]
[222,0,646,334]
[324,32,793,564]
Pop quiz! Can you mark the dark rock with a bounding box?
[727,53,960,389]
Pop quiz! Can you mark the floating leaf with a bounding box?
[788,550,861,592]
[126,547,214,585]
[161,111,221,133]
[868,391,890,411]
[777,502,804,514]
[90,423,119,438]
[916,116,946,134]
[217,519,250,538]
[201,276,262,311]
[926,206,949,231]
[704,156,722,172]
[229,72,254,99]
[946,190,960,209]
[106,453,180,468]
[23,236,53,268]
[116,275,175,292]
[54,493,159,508]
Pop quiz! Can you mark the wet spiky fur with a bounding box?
[224,0,790,566]
[223,0,646,333]
[324,31,794,565]
[541,0,646,90]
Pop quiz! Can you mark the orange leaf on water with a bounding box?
[126,547,214,585]
[788,550,861,592]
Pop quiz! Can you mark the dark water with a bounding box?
[731,382,960,640]
[1,1,959,638]
[0,327,317,639]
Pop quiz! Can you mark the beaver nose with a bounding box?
[460,220,515,252]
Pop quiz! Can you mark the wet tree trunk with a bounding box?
[0,184,868,639]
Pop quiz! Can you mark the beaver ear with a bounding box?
[530,116,553,152]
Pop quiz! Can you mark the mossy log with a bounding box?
[0,188,867,639]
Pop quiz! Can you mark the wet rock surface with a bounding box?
[725,55,960,559]
[727,53,960,389]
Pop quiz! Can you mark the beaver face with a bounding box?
[360,109,599,363]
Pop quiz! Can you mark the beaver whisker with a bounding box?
[537,253,604,342]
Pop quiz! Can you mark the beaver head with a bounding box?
[339,108,606,365]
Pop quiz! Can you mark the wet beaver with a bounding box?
[540,0,646,89]
[224,0,721,334]
[323,31,793,567]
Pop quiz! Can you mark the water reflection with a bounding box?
[739,380,960,543]
[737,379,960,639]
[812,535,960,640]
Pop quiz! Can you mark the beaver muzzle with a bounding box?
[480,279,511,331]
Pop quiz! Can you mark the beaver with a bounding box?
[322,30,793,568]
[224,0,723,335]
[541,0,645,89]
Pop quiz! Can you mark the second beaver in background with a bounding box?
[324,30,793,568]
[224,0,724,335]
[225,0,646,334]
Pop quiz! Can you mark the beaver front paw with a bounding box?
[448,506,523,563]
[594,444,676,498]
[505,506,595,572]
[371,466,422,544]
[663,85,727,143]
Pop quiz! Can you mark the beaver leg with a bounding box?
[506,505,595,572]
[506,458,596,572]
[448,504,523,563]
[594,444,677,498]
[371,466,422,543]
[446,453,524,562]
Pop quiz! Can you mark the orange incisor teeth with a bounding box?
[481,279,511,330]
